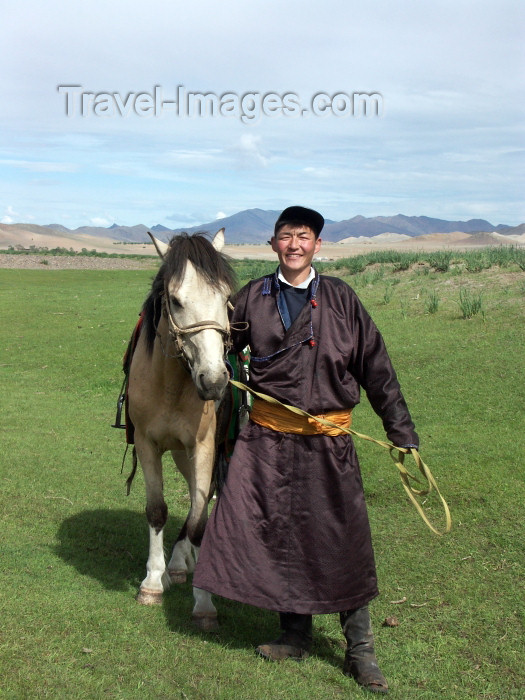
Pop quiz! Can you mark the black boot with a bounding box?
[340,607,388,694]
[256,612,312,661]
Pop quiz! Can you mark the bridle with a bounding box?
[157,285,233,368]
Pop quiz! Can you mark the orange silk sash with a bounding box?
[250,398,352,436]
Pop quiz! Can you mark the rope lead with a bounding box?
[229,379,452,536]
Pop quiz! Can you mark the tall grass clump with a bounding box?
[354,267,386,287]
[464,252,490,273]
[382,283,394,305]
[485,245,525,269]
[458,287,484,319]
[234,259,276,284]
[317,246,525,278]
[425,289,440,314]
[461,246,525,273]
[513,246,525,270]
[332,256,368,275]
[428,251,452,272]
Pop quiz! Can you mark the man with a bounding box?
[193,206,419,694]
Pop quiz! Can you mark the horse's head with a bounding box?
[149,229,235,401]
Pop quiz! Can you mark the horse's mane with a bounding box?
[142,232,236,354]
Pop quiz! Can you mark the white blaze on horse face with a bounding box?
[168,261,229,400]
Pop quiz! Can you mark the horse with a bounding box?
[126,229,236,629]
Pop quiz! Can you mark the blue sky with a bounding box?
[1,0,524,229]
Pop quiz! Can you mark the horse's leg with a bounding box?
[167,450,195,583]
[135,436,170,605]
[166,516,193,583]
[191,571,218,630]
[169,446,218,629]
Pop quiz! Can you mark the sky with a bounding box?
[1,0,524,230]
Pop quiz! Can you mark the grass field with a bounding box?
[0,253,524,699]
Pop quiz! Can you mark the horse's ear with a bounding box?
[148,232,169,259]
[212,228,225,252]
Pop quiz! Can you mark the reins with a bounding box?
[229,379,452,536]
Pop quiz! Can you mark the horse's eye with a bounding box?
[170,296,182,309]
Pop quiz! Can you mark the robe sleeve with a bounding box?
[348,290,419,448]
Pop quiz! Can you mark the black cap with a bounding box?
[274,206,324,237]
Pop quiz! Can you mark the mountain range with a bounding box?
[6,209,525,246]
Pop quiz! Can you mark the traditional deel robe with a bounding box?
[193,269,418,614]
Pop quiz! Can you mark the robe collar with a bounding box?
[252,269,321,362]
[274,266,319,335]
[277,266,316,289]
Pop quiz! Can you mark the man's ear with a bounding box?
[270,236,278,253]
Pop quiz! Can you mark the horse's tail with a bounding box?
[213,385,234,493]
[125,447,138,495]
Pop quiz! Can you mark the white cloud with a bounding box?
[90,217,111,227]
[302,166,333,179]
[232,134,269,169]
[0,159,77,173]
[2,206,18,224]
[162,148,224,170]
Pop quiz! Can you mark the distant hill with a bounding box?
[72,223,150,242]
[0,210,520,246]
[150,224,172,233]
[322,214,510,242]
[171,209,284,243]
[503,222,525,236]
[46,223,71,232]
[149,210,515,243]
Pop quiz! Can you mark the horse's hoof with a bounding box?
[192,613,219,631]
[136,588,163,605]
[169,570,187,584]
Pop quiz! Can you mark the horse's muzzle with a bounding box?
[196,370,229,401]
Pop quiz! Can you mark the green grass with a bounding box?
[0,258,524,699]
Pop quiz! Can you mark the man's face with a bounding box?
[271,224,322,284]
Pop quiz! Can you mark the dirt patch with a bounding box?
[2,232,524,271]
[0,254,157,270]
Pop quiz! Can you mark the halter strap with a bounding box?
[158,287,233,367]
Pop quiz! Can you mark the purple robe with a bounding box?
[193,271,418,614]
